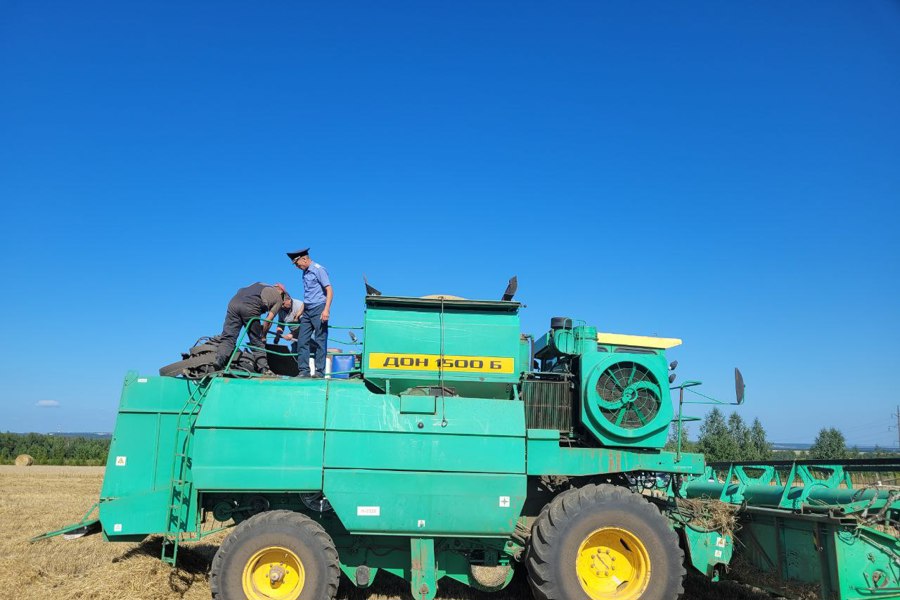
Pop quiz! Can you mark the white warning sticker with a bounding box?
[357,506,380,517]
[714,550,723,558]
[499,496,511,508]
[137,378,148,383]
[115,456,127,466]
[417,519,426,528]
[716,536,726,547]
[113,524,122,532]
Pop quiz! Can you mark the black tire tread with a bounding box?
[159,352,216,376]
[210,509,340,600]
[526,484,685,600]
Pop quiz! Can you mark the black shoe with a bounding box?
[297,373,311,378]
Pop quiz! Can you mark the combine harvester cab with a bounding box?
[43,285,887,600]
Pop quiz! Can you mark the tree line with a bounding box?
[667,408,900,463]
[0,432,110,466]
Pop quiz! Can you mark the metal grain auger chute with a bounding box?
[33,282,900,600]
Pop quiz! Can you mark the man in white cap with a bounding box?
[286,248,333,377]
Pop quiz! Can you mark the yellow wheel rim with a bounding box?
[242,546,306,600]
[576,527,651,600]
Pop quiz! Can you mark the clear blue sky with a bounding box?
[1,2,898,446]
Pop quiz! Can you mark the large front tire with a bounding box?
[210,510,340,600]
[526,484,684,600]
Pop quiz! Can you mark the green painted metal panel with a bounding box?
[400,394,436,414]
[101,411,178,498]
[118,371,192,413]
[189,377,328,492]
[362,296,521,397]
[739,513,836,597]
[325,431,524,474]
[192,428,324,491]
[325,386,525,473]
[326,385,525,437]
[733,512,900,599]
[324,469,526,535]
[99,490,171,538]
[526,429,704,475]
[681,527,732,579]
[194,378,327,429]
[410,538,437,600]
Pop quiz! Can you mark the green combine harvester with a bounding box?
[36,285,900,600]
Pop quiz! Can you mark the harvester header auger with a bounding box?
[33,284,900,600]
[683,458,900,598]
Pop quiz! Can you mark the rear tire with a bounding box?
[159,352,216,377]
[526,484,684,600]
[210,510,340,600]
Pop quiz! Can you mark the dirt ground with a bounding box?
[0,466,769,600]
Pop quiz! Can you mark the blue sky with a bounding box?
[0,2,898,446]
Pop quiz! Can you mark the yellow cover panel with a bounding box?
[596,333,682,349]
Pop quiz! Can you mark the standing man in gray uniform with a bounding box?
[286,248,333,377]
[214,282,291,375]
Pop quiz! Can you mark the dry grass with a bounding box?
[0,466,768,600]
[674,498,740,538]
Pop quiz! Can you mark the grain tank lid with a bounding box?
[365,295,520,312]
[597,332,682,349]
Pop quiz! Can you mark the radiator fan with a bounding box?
[594,362,662,430]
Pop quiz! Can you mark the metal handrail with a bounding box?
[223,316,362,377]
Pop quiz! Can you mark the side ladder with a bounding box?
[161,376,212,566]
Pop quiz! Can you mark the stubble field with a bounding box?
[0,466,769,600]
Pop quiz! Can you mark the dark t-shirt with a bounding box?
[232,283,284,316]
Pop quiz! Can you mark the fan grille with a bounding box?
[595,362,661,430]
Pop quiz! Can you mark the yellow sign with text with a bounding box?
[369,352,515,374]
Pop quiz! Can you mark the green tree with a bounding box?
[727,413,751,460]
[809,427,848,460]
[748,418,773,461]
[664,422,696,453]
[0,433,110,465]
[697,408,740,462]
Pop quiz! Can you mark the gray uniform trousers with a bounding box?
[297,303,327,375]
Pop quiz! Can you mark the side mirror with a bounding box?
[735,368,745,405]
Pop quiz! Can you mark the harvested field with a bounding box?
[0,466,770,600]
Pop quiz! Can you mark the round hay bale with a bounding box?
[14,454,34,466]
